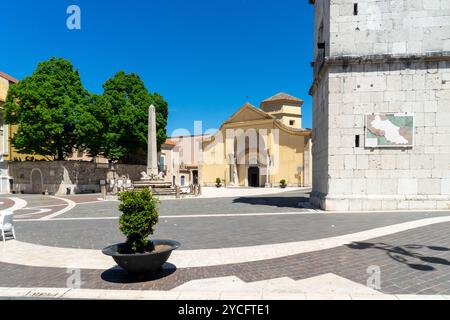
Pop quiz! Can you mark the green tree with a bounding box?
[75,93,114,158]
[3,57,91,160]
[100,71,168,163]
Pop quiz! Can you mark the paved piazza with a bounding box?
[1,188,450,299]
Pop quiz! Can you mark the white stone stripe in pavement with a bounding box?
[171,274,383,295]
[14,209,52,218]
[13,208,450,223]
[2,197,27,213]
[39,196,76,220]
[14,210,318,222]
[0,287,448,300]
[2,215,450,269]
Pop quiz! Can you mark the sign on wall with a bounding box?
[365,113,414,148]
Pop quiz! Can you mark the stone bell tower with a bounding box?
[309,0,450,211]
[260,92,304,129]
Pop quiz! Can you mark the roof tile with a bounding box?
[261,92,303,104]
[0,71,18,83]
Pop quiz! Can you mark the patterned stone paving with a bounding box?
[61,194,104,203]
[0,198,15,211]
[2,192,450,295]
[1,221,450,294]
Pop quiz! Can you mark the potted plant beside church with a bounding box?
[280,179,287,189]
[102,188,180,274]
[215,177,222,188]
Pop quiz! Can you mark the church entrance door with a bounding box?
[248,167,260,187]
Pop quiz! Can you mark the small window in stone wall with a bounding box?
[355,135,360,148]
[290,120,295,126]
[354,3,358,16]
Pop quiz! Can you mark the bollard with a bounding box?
[100,180,107,200]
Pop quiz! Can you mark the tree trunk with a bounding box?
[57,149,64,161]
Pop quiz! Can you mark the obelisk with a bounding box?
[147,105,158,177]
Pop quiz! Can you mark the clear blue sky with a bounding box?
[1,0,314,136]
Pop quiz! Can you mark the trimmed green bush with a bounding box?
[118,188,159,253]
[215,177,222,188]
[280,179,287,187]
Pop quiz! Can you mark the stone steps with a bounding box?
[132,180,178,196]
[133,181,173,188]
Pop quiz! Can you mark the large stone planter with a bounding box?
[102,240,180,274]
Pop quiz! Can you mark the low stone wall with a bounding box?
[8,161,146,195]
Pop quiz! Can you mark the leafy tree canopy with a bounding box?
[100,71,168,163]
[3,59,169,164]
[3,57,90,160]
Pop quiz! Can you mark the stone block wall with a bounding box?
[313,0,331,58]
[312,59,450,210]
[311,72,330,195]
[8,161,145,195]
[310,0,450,210]
[329,0,450,56]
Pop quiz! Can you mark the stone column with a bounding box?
[265,153,273,188]
[227,153,239,186]
[147,105,158,177]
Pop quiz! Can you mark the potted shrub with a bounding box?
[102,188,180,274]
[280,179,287,188]
[215,177,222,188]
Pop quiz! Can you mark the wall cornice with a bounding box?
[309,52,450,96]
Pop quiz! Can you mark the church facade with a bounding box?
[200,93,312,188]
[309,0,450,210]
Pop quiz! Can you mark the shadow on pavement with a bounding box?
[347,242,450,271]
[232,194,311,209]
[101,263,177,283]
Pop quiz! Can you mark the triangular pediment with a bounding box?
[223,102,274,125]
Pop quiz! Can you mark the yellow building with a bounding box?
[0,71,20,192]
[0,71,18,159]
[0,72,48,162]
[200,93,312,187]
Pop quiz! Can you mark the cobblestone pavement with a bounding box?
[1,221,450,294]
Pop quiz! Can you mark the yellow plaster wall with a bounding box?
[0,78,9,102]
[0,79,45,161]
[4,124,52,161]
[280,115,302,129]
[270,130,306,186]
[200,108,311,187]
